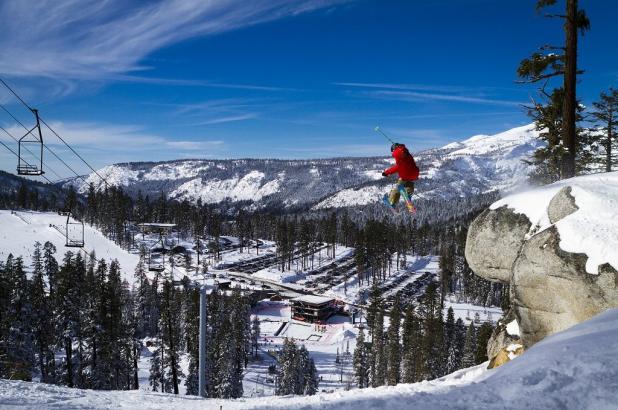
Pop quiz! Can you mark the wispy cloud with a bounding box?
[369,90,523,107]
[335,82,524,106]
[112,74,298,92]
[156,98,262,126]
[334,82,478,94]
[0,0,348,82]
[194,114,258,125]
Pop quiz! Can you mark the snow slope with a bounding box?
[0,210,139,283]
[2,308,618,409]
[491,171,618,274]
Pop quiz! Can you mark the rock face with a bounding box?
[465,207,531,283]
[466,187,618,355]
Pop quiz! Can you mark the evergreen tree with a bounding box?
[386,296,402,386]
[3,256,35,381]
[401,306,422,383]
[353,326,369,388]
[30,242,55,383]
[159,280,184,394]
[371,308,386,387]
[184,288,200,396]
[517,0,590,179]
[462,322,477,368]
[250,315,260,358]
[475,322,494,365]
[446,318,465,374]
[590,87,618,172]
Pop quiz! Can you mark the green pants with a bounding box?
[388,179,415,205]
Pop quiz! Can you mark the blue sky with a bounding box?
[0,0,617,178]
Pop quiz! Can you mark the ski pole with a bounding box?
[374,126,396,144]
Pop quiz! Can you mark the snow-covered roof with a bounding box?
[138,223,177,228]
[291,295,334,305]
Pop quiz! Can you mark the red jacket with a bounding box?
[384,145,419,181]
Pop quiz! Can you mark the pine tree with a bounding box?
[353,326,369,388]
[386,296,402,386]
[159,280,184,394]
[401,306,422,383]
[4,256,35,381]
[517,0,590,179]
[149,340,163,392]
[446,318,465,374]
[250,315,260,358]
[371,308,386,387]
[590,87,618,172]
[184,288,200,396]
[30,242,55,383]
[462,322,477,368]
[475,322,494,365]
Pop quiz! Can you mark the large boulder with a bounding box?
[465,206,531,283]
[466,181,618,358]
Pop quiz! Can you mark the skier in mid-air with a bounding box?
[382,142,419,213]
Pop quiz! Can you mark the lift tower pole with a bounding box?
[198,285,207,397]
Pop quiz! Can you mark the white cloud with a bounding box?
[0,0,348,81]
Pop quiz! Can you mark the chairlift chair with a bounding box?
[65,211,85,248]
[148,234,166,272]
[16,109,45,176]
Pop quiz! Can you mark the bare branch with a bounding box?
[515,71,563,84]
[540,45,565,51]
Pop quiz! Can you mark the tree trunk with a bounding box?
[607,117,613,172]
[562,0,578,178]
[133,344,139,389]
[167,313,179,394]
[65,339,73,388]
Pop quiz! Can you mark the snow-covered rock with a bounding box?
[466,172,618,348]
[3,308,618,409]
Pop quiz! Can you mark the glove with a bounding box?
[381,171,387,177]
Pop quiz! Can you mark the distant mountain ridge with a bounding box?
[62,124,543,210]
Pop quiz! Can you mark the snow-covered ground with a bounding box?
[246,300,357,396]
[3,308,618,409]
[491,171,618,274]
[0,210,139,283]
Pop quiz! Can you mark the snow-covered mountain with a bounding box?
[64,124,542,210]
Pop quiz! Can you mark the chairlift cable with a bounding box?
[0,103,88,184]
[0,77,109,188]
[40,118,109,189]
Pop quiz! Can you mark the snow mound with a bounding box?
[3,308,618,409]
[491,172,618,274]
[0,210,139,283]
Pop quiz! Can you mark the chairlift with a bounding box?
[65,211,85,248]
[17,109,44,176]
[148,234,166,272]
